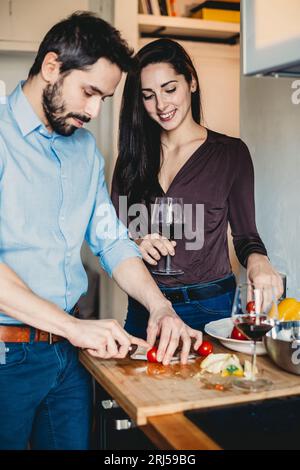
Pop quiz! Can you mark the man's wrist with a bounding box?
[60,315,80,340]
[148,298,175,317]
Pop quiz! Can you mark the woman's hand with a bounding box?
[147,303,203,365]
[135,233,176,266]
[247,253,283,300]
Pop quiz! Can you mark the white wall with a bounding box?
[240,74,300,298]
[0,52,35,93]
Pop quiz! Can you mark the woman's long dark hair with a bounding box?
[114,38,203,206]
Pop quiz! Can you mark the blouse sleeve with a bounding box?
[228,139,268,267]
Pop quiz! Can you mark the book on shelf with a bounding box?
[190,1,240,12]
[139,0,178,16]
[190,1,240,23]
[150,0,161,16]
[158,0,168,16]
[139,0,148,14]
[146,0,153,14]
[167,0,177,16]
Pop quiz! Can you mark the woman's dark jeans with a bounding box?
[124,274,236,339]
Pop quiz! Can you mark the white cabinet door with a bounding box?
[0,0,12,40]
[8,0,90,43]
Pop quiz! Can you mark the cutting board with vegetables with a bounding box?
[79,339,300,426]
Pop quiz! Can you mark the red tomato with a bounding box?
[197,341,213,357]
[146,346,159,363]
[246,301,256,313]
[231,326,248,341]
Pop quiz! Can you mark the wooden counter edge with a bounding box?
[79,351,221,450]
[142,412,221,450]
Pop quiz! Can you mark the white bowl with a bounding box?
[204,318,267,355]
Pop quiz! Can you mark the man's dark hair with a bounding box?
[28,11,134,78]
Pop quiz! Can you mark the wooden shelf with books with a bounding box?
[138,13,240,45]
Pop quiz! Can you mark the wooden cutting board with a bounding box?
[79,339,300,426]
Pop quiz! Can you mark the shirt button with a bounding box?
[60,216,65,221]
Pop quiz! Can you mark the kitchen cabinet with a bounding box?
[0,0,91,51]
[80,338,300,450]
[0,1,12,41]
[242,0,300,76]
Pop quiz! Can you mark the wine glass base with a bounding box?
[151,269,184,276]
[232,377,273,392]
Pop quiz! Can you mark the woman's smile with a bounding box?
[158,109,177,122]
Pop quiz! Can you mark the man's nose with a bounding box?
[85,98,101,119]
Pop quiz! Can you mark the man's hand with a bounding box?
[147,302,203,366]
[66,318,150,359]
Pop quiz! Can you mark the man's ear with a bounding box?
[40,52,60,84]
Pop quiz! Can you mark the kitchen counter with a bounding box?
[79,338,300,450]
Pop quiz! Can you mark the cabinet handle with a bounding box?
[101,399,119,409]
[9,0,12,16]
[114,419,136,431]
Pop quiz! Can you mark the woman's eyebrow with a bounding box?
[141,80,178,92]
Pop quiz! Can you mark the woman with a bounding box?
[111,38,282,339]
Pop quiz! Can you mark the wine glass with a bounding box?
[231,282,278,392]
[151,197,184,276]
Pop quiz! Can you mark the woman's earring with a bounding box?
[191,82,197,93]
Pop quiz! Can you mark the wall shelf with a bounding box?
[138,14,240,45]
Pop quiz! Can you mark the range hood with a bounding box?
[242,0,300,77]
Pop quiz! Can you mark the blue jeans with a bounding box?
[0,339,92,450]
[124,274,236,339]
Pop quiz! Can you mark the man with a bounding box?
[0,12,202,449]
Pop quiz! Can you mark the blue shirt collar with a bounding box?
[8,81,44,137]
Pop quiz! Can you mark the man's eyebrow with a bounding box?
[86,85,114,97]
[141,80,178,92]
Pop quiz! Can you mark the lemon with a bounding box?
[278,298,300,321]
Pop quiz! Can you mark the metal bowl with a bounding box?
[264,321,300,375]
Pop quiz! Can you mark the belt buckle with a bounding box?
[48,332,53,345]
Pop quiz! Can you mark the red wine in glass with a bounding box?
[234,315,274,341]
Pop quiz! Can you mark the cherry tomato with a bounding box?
[197,341,213,357]
[246,301,256,313]
[146,346,159,363]
[231,326,248,341]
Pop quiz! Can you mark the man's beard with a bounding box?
[42,78,90,137]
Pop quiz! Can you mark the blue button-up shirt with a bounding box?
[0,82,141,325]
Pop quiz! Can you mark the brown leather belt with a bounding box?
[0,325,65,343]
[0,304,79,343]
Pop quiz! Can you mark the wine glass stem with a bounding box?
[165,253,172,272]
[251,340,257,381]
